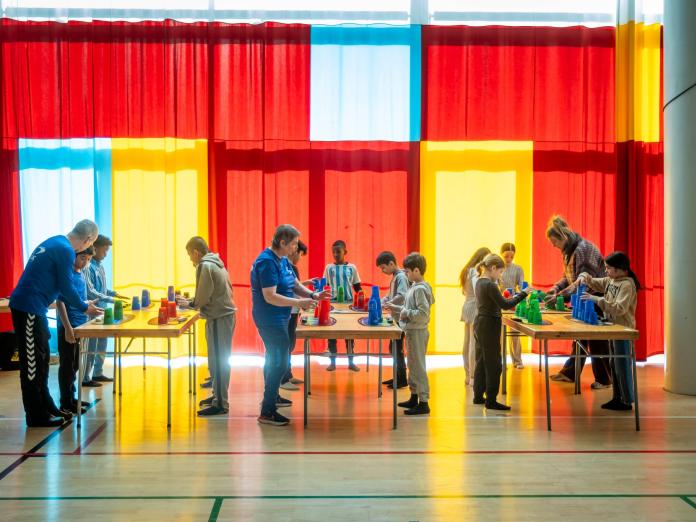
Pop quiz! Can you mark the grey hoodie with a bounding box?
[191,253,236,320]
[396,281,435,331]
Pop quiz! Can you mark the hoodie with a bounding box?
[582,274,637,329]
[191,253,236,320]
[395,281,434,331]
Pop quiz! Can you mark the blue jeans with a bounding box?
[611,340,634,404]
[84,337,108,381]
[257,324,290,416]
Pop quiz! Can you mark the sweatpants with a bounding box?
[328,339,355,364]
[473,315,503,405]
[257,324,290,416]
[57,324,80,410]
[610,340,634,404]
[404,329,429,402]
[509,336,523,366]
[205,314,235,411]
[11,309,59,423]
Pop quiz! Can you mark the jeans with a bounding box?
[611,340,634,404]
[282,314,299,383]
[84,337,108,381]
[257,324,291,416]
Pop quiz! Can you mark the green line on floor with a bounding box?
[209,497,223,521]
[681,496,696,510]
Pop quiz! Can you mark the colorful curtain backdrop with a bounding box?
[0,18,664,359]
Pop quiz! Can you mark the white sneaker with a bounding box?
[280,381,300,391]
[514,362,525,370]
[591,381,611,390]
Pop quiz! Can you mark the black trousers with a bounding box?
[473,315,503,405]
[11,309,58,423]
[392,336,407,381]
[57,324,79,410]
[559,339,612,384]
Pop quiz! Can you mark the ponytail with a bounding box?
[546,215,573,241]
[604,251,641,290]
[476,253,505,276]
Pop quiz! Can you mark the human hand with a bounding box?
[65,328,76,344]
[176,297,190,308]
[297,298,315,310]
[86,300,103,316]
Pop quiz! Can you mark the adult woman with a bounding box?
[545,216,611,387]
[251,224,326,426]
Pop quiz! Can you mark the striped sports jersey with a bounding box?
[323,263,361,300]
[500,262,525,293]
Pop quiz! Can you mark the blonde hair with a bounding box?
[545,215,573,241]
[476,253,505,275]
[459,247,491,291]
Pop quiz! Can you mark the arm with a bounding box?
[56,301,76,343]
[488,280,529,310]
[56,249,88,312]
[399,287,429,323]
[517,266,525,292]
[351,265,362,293]
[261,286,312,309]
[85,265,114,304]
[191,264,215,309]
[389,272,409,306]
[577,273,609,294]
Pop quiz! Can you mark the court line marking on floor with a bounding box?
[681,496,696,510]
[209,497,223,521]
[72,422,107,455]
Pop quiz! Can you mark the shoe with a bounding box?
[550,373,573,383]
[485,401,511,411]
[26,417,65,428]
[199,396,214,407]
[276,396,292,408]
[289,377,304,385]
[382,378,394,386]
[82,380,103,388]
[473,397,486,405]
[398,394,418,409]
[258,412,290,426]
[64,406,86,415]
[92,375,114,383]
[405,402,430,416]
[348,363,360,372]
[321,350,333,357]
[602,400,632,411]
[200,380,213,389]
[326,363,336,372]
[197,405,228,416]
[387,377,408,389]
[280,381,300,391]
[591,381,612,390]
[55,409,74,420]
[514,363,525,370]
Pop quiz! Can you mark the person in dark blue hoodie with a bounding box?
[10,220,102,428]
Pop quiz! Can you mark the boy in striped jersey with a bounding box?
[324,240,362,372]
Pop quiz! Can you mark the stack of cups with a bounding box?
[132,296,141,310]
[103,308,114,325]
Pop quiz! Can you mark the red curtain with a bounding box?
[0,138,21,331]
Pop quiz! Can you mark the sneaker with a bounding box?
[514,362,525,370]
[200,380,213,389]
[591,381,612,390]
[54,409,73,420]
[321,350,333,357]
[276,396,292,408]
[280,381,300,391]
[550,373,573,383]
[398,394,418,409]
[485,401,511,411]
[348,363,360,372]
[387,377,408,389]
[601,399,632,411]
[82,380,103,388]
[64,406,86,415]
[197,405,228,416]
[326,363,336,372]
[404,402,430,416]
[26,417,65,428]
[199,396,214,407]
[473,397,486,405]
[257,412,290,426]
[289,377,304,385]
[92,375,114,383]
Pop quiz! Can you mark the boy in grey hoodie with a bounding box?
[178,237,236,416]
[387,252,434,416]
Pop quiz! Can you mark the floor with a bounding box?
[0,351,695,521]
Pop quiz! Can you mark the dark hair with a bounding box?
[500,242,516,254]
[271,224,300,249]
[604,251,641,290]
[476,253,505,275]
[297,240,308,255]
[546,215,573,241]
[332,240,347,250]
[403,252,426,274]
[186,236,210,254]
[459,247,491,290]
[93,234,112,247]
[77,246,95,256]
[376,251,397,266]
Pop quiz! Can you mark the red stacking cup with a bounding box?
[357,291,365,310]
[160,298,168,309]
[167,301,177,319]
[158,306,168,325]
[353,292,359,307]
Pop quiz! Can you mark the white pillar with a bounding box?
[664,0,696,395]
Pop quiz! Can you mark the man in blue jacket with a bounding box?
[10,220,102,427]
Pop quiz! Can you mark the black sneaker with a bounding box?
[276,396,292,408]
[473,397,486,405]
[382,378,394,386]
[92,375,114,383]
[55,409,74,420]
[82,380,102,388]
[26,417,65,428]
[197,405,228,416]
[485,401,511,411]
[64,406,86,415]
[200,380,213,389]
[602,400,632,411]
[258,412,290,426]
[405,402,430,416]
[387,378,409,389]
[398,394,418,409]
[199,396,214,407]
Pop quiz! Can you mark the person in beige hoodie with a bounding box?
[577,251,640,411]
[387,252,434,416]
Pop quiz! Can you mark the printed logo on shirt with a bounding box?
[29,246,46,263]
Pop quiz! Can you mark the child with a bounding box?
[459,247,490,385]
[55,247,96,416]
[499,242,525,369]
[576,252,639,411]
[324,240,362,372]
[280,240,308,390]
[178,237,236,416]
[376,251,410,388]
[387,252,434,415]
[473,254,531,410]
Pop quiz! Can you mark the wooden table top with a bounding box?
[503,313,639,341]
[296,312,402,340]
[75,308,200,339]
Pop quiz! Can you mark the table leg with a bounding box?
[366,339,370,373]
[502,324,507,395]
[632,342,640,431]
[112,337,117,396]
[538,340,542,372]
[192,323,197,396]
[574,341,581,395]
[304,338,309,428]
[118,338,123,396]
[143,338,146,371]
[306,339,311,396]
[77,338,85,428]
[544,339,551,431]
[188,330,192,394]
[391,339,397,429]
[378,340,383,399]
[167,338,171,429]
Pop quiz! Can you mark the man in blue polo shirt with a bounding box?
[10,220,102,427]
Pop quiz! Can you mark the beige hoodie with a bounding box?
[192,253,236,320]
[583,274,637,329]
